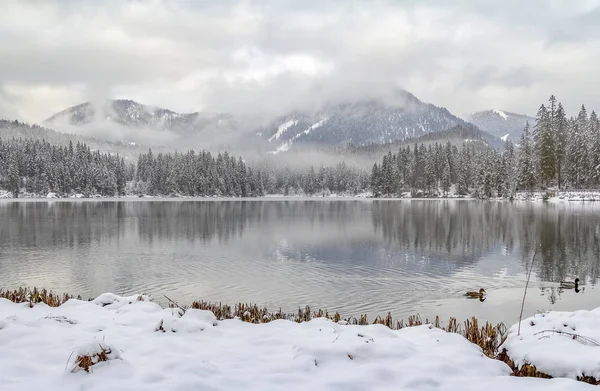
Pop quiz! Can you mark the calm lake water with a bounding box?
[1,199,599,325]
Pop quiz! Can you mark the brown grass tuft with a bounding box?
[498,348,600,385]
[72,345,112,373]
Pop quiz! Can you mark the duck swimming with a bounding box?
[560,278,580,289]
[465,288,486,298]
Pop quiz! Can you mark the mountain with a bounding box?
[45,99,198,131]
[257,92,469,154]
[340,123,500,160]
[406,123,502,148]
[44,99,242,150]
[0,119,153,159]
[43,94,501,156]
[468,110,534,142]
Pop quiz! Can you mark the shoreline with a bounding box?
[1,287,598,389]
[3,188,600,202]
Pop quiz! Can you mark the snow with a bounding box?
[301,118,327,136]
[66,341,122,373]
[513,191,600,202]
[268,119,327,154]
[493,109,509,120]
[267,141,291,155]
[0,294,594,390]
[503,307,600,382]
[268,119,298,143]
[501,133,509,141]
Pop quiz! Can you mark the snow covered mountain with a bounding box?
[44,99,235,136]
[43,94,501,155]
[468,110,534,142]
[43,99,243,150]
[259,92,468,154]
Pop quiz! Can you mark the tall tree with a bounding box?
[535,104,555,186]
[554,102,568,188]
[517,123,536,191]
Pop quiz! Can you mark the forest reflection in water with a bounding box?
[1,199,599,323]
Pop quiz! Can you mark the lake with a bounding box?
[1,199,599,325]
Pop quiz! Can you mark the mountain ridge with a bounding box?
[468,109,533,142]
[41,93,513,154]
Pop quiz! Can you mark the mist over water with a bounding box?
[1,199,599,324]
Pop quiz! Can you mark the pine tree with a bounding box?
[7,152,20,197]
[535,104,555,186]
[589,111,600,184]
[517,122,536,191]
[503,141,516,195]
[554,102,568,188]
[371,163,381,197]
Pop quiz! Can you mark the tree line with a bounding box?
[0,138,369,197]
[0,138,131,197]
[2,95,598,198]
[371,96,600,197]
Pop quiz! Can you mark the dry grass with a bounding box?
[187,302,506,358]
[2,287,506,358]
[0,287,81,307]
[497,349,600,385]
[71,345,112,373]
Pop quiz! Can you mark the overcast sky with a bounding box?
[1,0,600,122]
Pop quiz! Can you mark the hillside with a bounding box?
[340,124,501,160]
[258,92,468,154]
[468,110,533,142]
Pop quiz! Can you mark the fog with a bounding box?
[2,1,600,123]
[1,1,600,167]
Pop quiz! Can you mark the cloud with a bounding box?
[1,0,600,123]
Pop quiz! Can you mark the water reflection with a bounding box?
[1,199,599,324]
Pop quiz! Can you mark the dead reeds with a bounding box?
[0,287,80,307]
[2,286,507,358]
[497,349,600,385]
[67,343,120,373]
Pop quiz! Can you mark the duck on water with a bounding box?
[560,278,580,289]
[465,288,486,299]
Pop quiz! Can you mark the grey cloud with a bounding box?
[1,0,599,124]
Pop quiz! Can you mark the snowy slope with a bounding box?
[468,110,534,142]
[260,93,468,153]
[0,295,593,391]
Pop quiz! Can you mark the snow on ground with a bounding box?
[514,191,600,202]
[503,307,600,382]
[0,294,594,391]
[493,109,509,120]
[501,133,509,141]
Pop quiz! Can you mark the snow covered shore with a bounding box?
[0,293,595,390]
[503,307,600,382]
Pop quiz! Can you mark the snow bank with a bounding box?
[66,341,122,373]
[0,295,593,390]
[503,308,600,381]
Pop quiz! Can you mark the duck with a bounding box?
[560,278,580,289]
[465,288,486,298]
